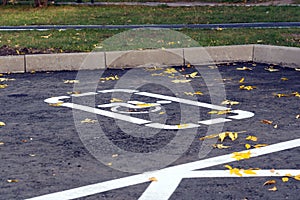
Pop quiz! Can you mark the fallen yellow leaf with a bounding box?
[221,100,239,106]
[136,103,156,108]
[49,102,63,107]
[245,143,251,149]
[7,179,19,183]
[263,180,276,185]
[228,132,238,141]
[292,92,300,97]
[282,177,289,182]
[185,72,199,78]
[0,78,15,82]
[268,186,277,191]
[224,165,232,170]
[0,84,8,88]
[159,111,165,115]
[110,98,123,103]
[149,177,158,182]
[164,68,177,74]
[81,118,97,123]
[281,77,288,81]
[230,168,243,177]
[243,169,257,175]
[239,77,245,83]
[265,67,279,72]
[100,75,119,81]
[64,80,79,84]
[246,136,258,142]
[199,131,246,141]
[240,85,256,91]
[274,93,289,98]
[294,174,300,181]
[107,162,112,166]
[0,122,6,126]
[261,119,273,125]
[232,151,251,161]
[285,173,292,177]
[177,124,189,129]
[253,144,268,148]
[236,66,252,71]
[213,144,231,149]
[112,154,118,158]
[0,141,4,145]
[208,110,231,115]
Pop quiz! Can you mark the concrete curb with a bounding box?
[0,45,299,73]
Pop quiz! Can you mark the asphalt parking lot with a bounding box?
[0,62,299,200]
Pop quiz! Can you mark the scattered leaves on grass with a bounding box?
[268,186,278,191]
[7,179,19,183]
[221,100,239,106]
[64,80,79,84]
[265,67,279,72]
[81,118,97,123]
[0,84,8,88]
[246,136,258,142]
[239,77,245,83]
[213,144,231,149]
[264,180,276,185]
[110,98,123,103]
[282,177,289,182]
[208,109,231,115]
[281,77,288,81]
[0,122,6,126]
[240,85,256,91]
[100,75,119,81]
[232,151,251,160]
[236,66,252,71]
[171,79,191,83]
[149,177,158,182]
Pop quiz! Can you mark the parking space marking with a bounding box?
[27,138,300,200]
[44,89,255,129]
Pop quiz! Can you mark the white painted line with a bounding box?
[63,103,151,125]
[98,89,138,93]
[27,138,300,200]
[145,123,200,129]
[138,173,183,200]
[44,96,70,104]
[135,92,229,111]
[26,174,151,200]
[228,110,255,120]
[198,118,232,125]
[183,169,300,178]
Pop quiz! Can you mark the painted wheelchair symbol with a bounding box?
[45,89,255,129]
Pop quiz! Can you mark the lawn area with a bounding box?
[0,5,299,26]
[0,28,299,54]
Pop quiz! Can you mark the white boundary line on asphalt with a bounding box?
[26,138,300,200]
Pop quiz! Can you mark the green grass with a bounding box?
[0,28,299,53]
[0,5,299,26]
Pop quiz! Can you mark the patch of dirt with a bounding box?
[0,45,78,56]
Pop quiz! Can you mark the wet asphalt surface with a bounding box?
[0,62,299,200]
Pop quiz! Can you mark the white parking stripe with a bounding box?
[26,138,300,200]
